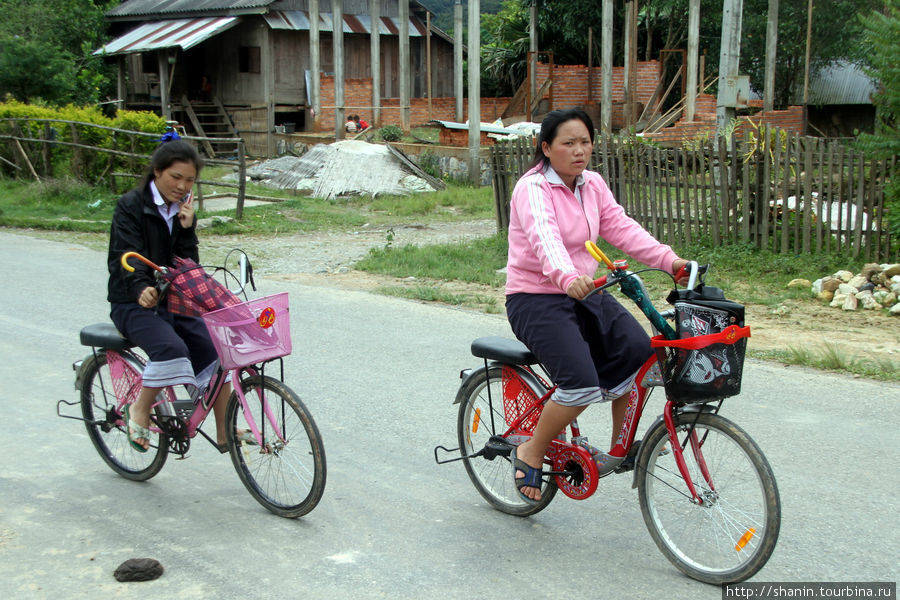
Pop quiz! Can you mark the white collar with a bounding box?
[544,165,585,189]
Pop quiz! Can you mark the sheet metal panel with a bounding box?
[264,10,423,36]
[94,17,240,55]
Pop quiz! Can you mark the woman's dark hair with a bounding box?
[140,140,203,188]
[530,108,595,170]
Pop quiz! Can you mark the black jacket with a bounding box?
[107,183,199,304]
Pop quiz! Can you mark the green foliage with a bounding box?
[0,0,117,105]
[856,0,900,241]
[0,101,167,182]
[379,124,403,142]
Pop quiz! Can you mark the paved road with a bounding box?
[0,231,897,599]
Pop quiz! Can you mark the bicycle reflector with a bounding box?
[471,408,481,434]
[735,528,756,552]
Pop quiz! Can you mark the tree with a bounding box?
[856,0,900,240]
[0,0,116,105]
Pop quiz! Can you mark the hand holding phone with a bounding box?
[177,191,194,228]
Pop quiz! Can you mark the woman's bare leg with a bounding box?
[514,401,587,501]
[128,386,159,450]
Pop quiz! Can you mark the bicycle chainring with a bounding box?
[553,444,599,500]
[157,416,190,456]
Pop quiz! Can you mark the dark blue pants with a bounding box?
[506,292,652,394]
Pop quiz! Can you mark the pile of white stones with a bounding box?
[800,263,900,314]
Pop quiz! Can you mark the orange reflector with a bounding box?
[734,528,756,551]
[472,408,481,434]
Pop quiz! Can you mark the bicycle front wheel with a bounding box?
[637,411,780,584]
[457,366,557,516]
[225,375,326,518]
[79,352,168,481]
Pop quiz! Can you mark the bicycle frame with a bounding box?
[102,347,286,453]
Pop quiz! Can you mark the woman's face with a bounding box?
[541,118,592,183]
[153,160,197,205]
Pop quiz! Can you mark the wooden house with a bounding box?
[95,0,457,155]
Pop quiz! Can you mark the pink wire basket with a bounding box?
[202,292,292,370]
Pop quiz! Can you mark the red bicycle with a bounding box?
[436,243,780,584]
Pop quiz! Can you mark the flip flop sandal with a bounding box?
[510,447,542,506]
[123,404,150,454]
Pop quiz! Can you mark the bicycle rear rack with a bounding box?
[433,435,514,465]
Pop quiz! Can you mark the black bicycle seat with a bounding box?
[470,336,538,365]
[80,323,135,351]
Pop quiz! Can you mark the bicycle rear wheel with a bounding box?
[225,375,326,518]
[79,352,168,481]
[457,366,557,516]
[637,411,780,584]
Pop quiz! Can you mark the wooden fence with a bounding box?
[0,118,251,218]
[491,127,897,262]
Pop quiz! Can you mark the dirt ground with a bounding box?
[28,220,900,367]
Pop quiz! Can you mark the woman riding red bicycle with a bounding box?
[505,108,690,504]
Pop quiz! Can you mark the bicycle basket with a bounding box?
[652,287,750,402]
[201,293,291,370]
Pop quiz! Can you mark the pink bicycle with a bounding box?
[436,243,780,584]
[59,251,326,518]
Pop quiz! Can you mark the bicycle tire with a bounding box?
[225,375,326,518]
[79,352,169,481]
[456,366,557,516]
[637,411,780,584]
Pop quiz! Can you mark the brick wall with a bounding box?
[533,60,662,110]
[317,75,508,131]
[643,93,806,144]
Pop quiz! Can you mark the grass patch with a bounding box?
[0,178,116,232]
[356,234,508,286]
[375,284,501,313]
[0,178,494,235]
[755,344,900,381]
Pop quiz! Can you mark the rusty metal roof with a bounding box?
[107,1,275,19]
[93,17,240,55]
[264,11,426,37]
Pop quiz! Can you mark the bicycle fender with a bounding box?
[631,403,717,489]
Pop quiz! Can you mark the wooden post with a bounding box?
[685,0,700,122]
[716,0,743,131]
[802,0,813,134]
[601,0,613,132]
[454,0,463,122]
[370,0,381,127]
[529,1,538,102]
[263,25,275,156]
[42,123,53,178]
[157,51,171,121]
[399,0,410,131]
[763,0,779,112]
[236,141,246,220]
[587,28,593,103]
[310,0,321,130]
[623,1,635,127]
[426,11,433,121]
[332,0,345,139]
[468,0,481,186]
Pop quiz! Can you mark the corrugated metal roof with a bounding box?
[806,61,877,105]
[93,17,240,55]
[107,0,274,18]
[264,10,425,36]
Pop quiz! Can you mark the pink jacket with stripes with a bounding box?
[505,165,678,295]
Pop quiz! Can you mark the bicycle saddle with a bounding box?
[470,336,538,365]
[80,323,135,351]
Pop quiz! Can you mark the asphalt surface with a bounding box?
[0,231,897,599]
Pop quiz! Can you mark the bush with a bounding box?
[380,124,402,142]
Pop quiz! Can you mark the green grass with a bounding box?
[0,177,494,235]
[375,285,501,313]
[752,344,900,381]
[356,234,508,286]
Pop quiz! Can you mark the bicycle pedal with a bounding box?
[482,436,514,460]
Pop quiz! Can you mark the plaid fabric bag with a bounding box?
[164,257,241,317]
